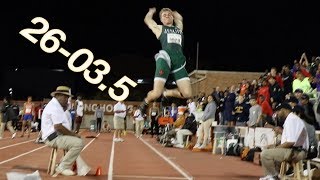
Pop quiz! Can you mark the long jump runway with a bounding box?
[0,130,263,180]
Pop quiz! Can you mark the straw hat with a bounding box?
[50,86,73,97]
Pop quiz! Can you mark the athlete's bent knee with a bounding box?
[148,90,162,99]
[181,91,192,98]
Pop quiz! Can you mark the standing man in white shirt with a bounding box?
[74,95,84,133]
[113,101,126,142]
[133,105,145,138]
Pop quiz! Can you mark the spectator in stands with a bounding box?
[193,95,216,149]
[300,94,319,130]
[233,95,250,126]
[170,110,186,131]
[197,92,206,105]
[259,103,309,180]
[239,79,250,96]
[187,98,196,115]
[268,76,283,108]
[308,56,320,77]
[281,64,294,97]
[292,53,311,78]
[211,87,220,102]
[314,64,320,98]
[247,95,262,127]
[257,94,273,126]
[293,88,303,103]
[249,79,259,96]
[193,98,204,124]
[219,91,227,125]
[285,95,299,107]
[173,110,197,148]
[299,52,311,76]
[291,59,300,74]
[223,85,236,126]
[164,110,187,144]
[217,91,226,125]
[269,67,284,88]
[257,78,270,104]
[292,70,312,94]
[215,91,224,124]
[168,102,178,121]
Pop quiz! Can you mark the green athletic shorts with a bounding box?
[154,51,189,81]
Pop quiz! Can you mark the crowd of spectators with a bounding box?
[149,52,320,152]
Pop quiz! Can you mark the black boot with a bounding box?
[139,101,148,115]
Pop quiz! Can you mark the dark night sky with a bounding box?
[2,0,320,100]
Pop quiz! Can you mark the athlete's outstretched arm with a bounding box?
[144,7,161,38]
[172,10,183,31]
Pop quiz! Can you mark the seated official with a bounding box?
[259,103,309,180]
[42,86,90,176]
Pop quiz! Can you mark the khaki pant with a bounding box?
[45,135,84,170]
[113,116,125,130]
[196,118,214,146]
[261,148,306,176]
[0,121,16,138]
[176,129,193,145]
[135,120,144,137]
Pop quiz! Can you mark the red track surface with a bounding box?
[0,130,263,180]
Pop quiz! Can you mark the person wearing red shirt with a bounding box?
[257,94,273,126]
[257,79,270,104]
[269,67,284,88]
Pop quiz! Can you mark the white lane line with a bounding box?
[140,138,194,180]
[107,133,116,180]
[0,139,35,150]
[0,146,46,165]
[0,132,97,165]
[0,137,11,140]
[114,175,188,179]
[82,133,99,151]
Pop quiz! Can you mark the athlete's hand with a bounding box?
[149,7,156,13]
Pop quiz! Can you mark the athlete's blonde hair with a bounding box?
[159,8,173,18]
